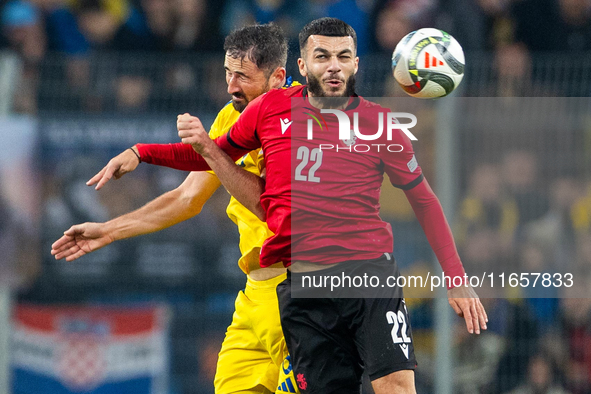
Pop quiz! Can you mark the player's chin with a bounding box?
[322,86,347,97]
[231,99,247,112]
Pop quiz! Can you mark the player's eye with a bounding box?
[316,54,327,59]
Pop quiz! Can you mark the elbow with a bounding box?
[179,188,205,217]
[253,204,266,222]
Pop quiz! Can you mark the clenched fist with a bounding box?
[177,113,216,156]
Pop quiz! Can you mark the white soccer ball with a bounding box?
[392,28,465,98]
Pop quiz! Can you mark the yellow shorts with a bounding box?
[214,273,299,394]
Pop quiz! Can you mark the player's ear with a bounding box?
[354,56,359,74]
[298,58,307,77]
[270,67,286,88]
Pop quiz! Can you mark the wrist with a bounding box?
[129,146,141,163]
[199,140,221,159]
[103,220,123,243]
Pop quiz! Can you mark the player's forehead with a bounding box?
[306,35,355,54]
[224,52,264,76]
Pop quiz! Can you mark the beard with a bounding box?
[307,72,356,108]
[231,80,269,113]
[231,94,248,113]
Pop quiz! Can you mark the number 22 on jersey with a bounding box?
[294,146,323,183]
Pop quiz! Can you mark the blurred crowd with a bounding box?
[379,146,591,394]
[2,0,591,393]
[451,150,591,394]
[1,0,591,112]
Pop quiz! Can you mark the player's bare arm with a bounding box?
[177,113,266,220]
[86,146,142,190]
[51,171,221,261]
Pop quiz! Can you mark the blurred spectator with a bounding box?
[369,0,438,53]
[39,0,88,55]
[453,314,506,393]
[495,300,540,393]
[441,0,517,51]
[107,0,222,52]
[72,0,126,49]
[513,0,591,52]
[505,353,571,394]
[370,0,516,53]
[221,0,314,43]
[571,181,591,235]
[456,163,519,267]
[516,240,561,330]
[318,0,373,56]
[526,177,582,271]
[501,150,549,226]
[494,42,532,96]
[559,284,591,394]
[573,232,591,279]
[1,0,46,113]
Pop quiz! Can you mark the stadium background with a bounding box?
[1,0,591,393]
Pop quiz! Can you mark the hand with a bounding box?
[51,223,114,262]
[87,148,140,190]
[447,284,488,334]
[177,113,215,156]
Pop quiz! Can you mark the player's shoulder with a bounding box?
[218,100,240,119]
[266,84,306,100]
[209,101,240,138]
[247,84,306,112]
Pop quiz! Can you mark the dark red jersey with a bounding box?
[137,85,465,281]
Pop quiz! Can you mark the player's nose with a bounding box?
[326,56,341,73]
[227,77,240,95]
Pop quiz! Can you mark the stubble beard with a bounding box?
[231,80,270,113]
[307,72,356,108]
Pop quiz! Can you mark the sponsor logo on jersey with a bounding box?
[281,118,293,134]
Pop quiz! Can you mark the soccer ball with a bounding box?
[391,28,465,98]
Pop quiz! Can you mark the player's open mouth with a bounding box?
[325,79,344,88]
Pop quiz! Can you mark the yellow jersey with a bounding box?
[207,80,300,273]
[207,101,273,274]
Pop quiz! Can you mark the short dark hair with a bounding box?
[224,23,288,75]
[299,18,357,54]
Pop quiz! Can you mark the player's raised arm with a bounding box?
[134,112,258,171]
[201,141,266,221]
[51,171,221,261]
[176,112,266,220]
[87,110,257,189]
